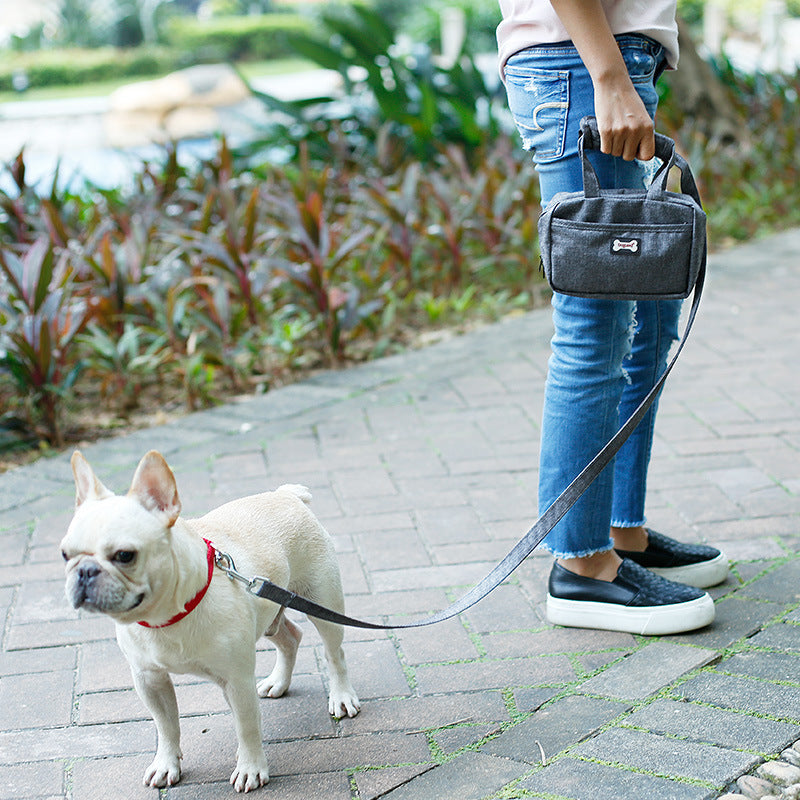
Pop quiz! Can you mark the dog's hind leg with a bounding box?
[304,582,361,718]
[257,609,302,699]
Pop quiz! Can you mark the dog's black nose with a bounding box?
[78,562,101,584]
[70,560,102,609]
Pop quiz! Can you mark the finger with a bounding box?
[636,131,656,161]
[621,133,642,161]
[600,131,624,158]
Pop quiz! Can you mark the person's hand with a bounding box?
[593,77,655,161]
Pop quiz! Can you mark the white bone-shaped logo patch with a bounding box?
[613,238,639,253]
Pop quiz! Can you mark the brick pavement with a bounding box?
[1,229,799,800]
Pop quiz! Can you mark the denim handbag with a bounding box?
[538,116,706,300]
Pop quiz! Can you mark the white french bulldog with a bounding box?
[61,450,360,792]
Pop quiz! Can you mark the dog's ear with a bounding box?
[128,451,181,528]
[71,451,114,507]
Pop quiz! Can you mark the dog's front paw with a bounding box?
[257,670,291,699]
[230,757,269,793]
[328,686,361,719]
[143,754,181,788]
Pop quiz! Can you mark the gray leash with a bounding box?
[211,262,704,630]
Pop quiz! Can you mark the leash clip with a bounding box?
[214,548,269,596]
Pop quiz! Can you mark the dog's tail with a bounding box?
[276,484,312,505]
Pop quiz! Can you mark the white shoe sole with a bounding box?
[546,592,715,636]
[647,552,729,589]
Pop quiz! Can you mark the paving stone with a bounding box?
[6,615,115,650]
[344,587,452,620]
[579,641,716,700]
[518,755,708,800]
[370,561,500,594]
[482,695,627,763]
[12,579,78,624]
[430,536,530,567]
[414,654,575,695]
[433,723,500,755]
[718,650,800,681]
[415,505,488,547]
[0,669,74,729]
[354,529,432,572]
[393,617,478,664]
[481,626,635,660]
[0,760,64,800]
[353,764,434,800]
[266,731,432,776]
[462,582,545,634]
[739,560,800,603]
[326,510,415,536]
[622,698,800,753]
[0,721,156,764]
[0,645,76,677]
[573,726,760,785]
[169,770,354,800]
[512,686,560,714]
[675,672,800,723]
[339,691,510,735]
[70,754,156,800]
[378,751,528,800]
[745,623,800,653]
[341,639,412,700]
[668,596,788,649]
[0,531,29,567]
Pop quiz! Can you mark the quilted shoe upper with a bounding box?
[549,559,706,607]
[615,529,722,570]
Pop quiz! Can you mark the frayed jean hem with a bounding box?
[610,517,647,528]
[542,542,615,560]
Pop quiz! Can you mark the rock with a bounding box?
[737,774,779,798]
[161,106,220,140]
[781,784,800,800]
[782,748,800,768]
[106,63,250,146]
[758,761,800,787]
[716,794,749,800]
[110,64,248,113]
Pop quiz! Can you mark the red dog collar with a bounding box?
[139,538,215,629]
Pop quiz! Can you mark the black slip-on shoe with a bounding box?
[546,559,715,635]
[615,529,729,588]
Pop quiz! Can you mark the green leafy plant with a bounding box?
[0,237,91,445]
[78,322,169,411]
[244,2,502,165]
[263,162,381,362]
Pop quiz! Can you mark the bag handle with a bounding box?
[578,116,702,207]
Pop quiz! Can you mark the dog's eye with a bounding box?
[113,550,137,565]
[61,550,69,562]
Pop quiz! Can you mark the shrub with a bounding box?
[657,61,800,243]
[163,13,311,62]
[0,47,179,91]
[244,3,504,166]
[0,134,541,448]
[0,14,310,91]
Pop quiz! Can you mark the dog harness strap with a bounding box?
[138,538,216,629]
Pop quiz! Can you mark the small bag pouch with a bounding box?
[537,116,707,300]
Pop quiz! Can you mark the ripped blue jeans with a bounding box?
[504,35,682,558]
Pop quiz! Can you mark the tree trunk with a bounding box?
[661,16,741,144]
